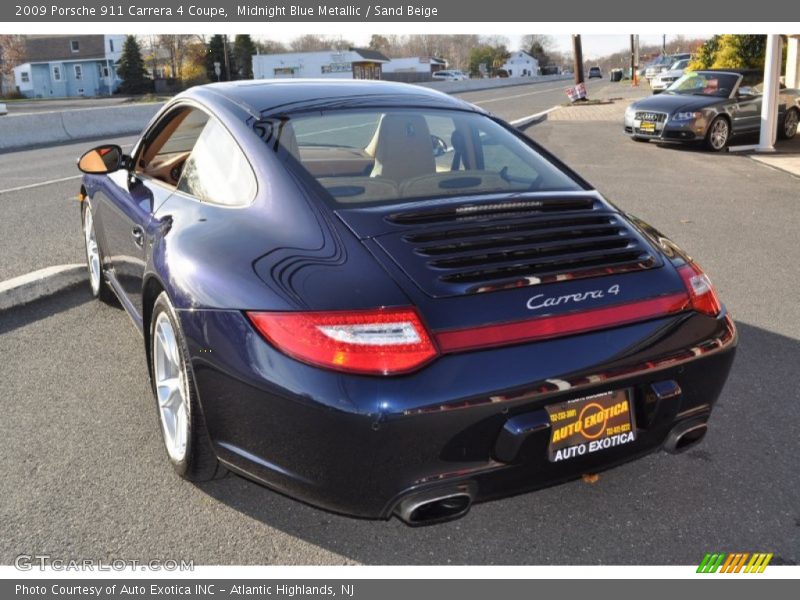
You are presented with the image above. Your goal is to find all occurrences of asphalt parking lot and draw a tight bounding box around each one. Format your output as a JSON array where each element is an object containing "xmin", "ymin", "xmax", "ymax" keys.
[{"xmin": 1, "ymin": 79, "xmax": 798, "ymax": 565}]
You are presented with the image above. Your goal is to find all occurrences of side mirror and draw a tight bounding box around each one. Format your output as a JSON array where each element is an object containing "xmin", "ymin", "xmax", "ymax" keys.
[{"xmin": 77, "ymin": 144, "xmax": 126, "ymax": 174}]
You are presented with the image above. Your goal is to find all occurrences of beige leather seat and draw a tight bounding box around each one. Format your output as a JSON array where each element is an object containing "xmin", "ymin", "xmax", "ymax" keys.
[{"xmin": 369, "ymin": 114, "xmax": 436, "ymax": 182}]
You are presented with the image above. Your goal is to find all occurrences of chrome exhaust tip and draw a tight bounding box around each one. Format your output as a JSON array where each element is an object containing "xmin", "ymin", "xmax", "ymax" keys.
[
  {"xmin": 664, "ymin": 419, "xmax": 708, "ymax": 454},
  {"xmin": 394, "ymin": 484, "xmax": 475, "ymax": 526}
]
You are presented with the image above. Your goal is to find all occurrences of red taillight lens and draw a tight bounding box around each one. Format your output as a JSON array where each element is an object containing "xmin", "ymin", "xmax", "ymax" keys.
[
  {"xmin": 678, "ymin": 262, "xmax": 722, "ymax": 316},
  {"xmin": 246, "ymin": 308, "xmax": 438, "ymax": 375}
]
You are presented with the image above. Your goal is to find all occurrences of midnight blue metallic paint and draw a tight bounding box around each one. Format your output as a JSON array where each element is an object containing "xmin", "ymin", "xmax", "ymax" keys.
[{"xmin": 80, "ymin": 80, "xmax": 737, "ymax": 520}]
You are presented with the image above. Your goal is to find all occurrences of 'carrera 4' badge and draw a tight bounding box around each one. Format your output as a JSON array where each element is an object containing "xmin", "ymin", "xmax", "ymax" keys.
[{"xmin": 526, "ymin": 284, "xmax": 620, "ymax": 311}]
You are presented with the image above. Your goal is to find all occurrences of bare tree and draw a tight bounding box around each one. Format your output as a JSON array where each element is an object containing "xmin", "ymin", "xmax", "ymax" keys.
[
  {"xmin": 254, "ymin": 38, "xmax": 288, "ymax": 55},
  {"xmin": 0, "ymin": 35, "xmax": 26, "ymax": 95},
  {"xmin": 289, "ymin": 34, "xmax": 354, "ymax": 52},
  {"xmin": 157, "ymin": 35, "xmax": 202, "ymax": 79}
]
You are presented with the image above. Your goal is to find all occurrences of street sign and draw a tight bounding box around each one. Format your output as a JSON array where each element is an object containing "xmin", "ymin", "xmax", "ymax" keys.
[{"xmin": 565, "ymin": 82, "xmax": 587, "ymax": 102}]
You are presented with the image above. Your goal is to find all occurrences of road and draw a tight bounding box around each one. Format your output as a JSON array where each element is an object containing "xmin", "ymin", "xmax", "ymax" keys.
[{"xmin": 1, "ymin": 78, "xmax": 798, "ymax": 565}]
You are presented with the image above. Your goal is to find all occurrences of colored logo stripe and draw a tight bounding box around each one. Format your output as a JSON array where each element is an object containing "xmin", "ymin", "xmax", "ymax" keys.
[{"xmin": 697, "ymin": 552, "xmax": 772, "ymax": 573}]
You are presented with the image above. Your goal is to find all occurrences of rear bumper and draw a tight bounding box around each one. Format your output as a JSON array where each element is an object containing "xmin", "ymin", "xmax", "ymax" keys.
[{"xmin": 180, "ymin": 308, "xmax": 737, "ymax": 519}]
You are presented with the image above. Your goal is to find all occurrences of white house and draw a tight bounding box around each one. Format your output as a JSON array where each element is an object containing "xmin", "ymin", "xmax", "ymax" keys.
[
  {"xmin": 252, "ymin": 48, "xmax": 390, "ymax": 80},
  {"xmin": 501, "ymin": 51, "xmax": 540, "ymax": 77}
]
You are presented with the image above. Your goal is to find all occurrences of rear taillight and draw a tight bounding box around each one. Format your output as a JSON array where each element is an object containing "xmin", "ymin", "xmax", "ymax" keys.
[
  {"xmin": 678, "ymin": 262, "xmax": 722, "ymax": 316},
  {"xmin": 246, "ymin": 308, "xmax": 438, "ymax": 375}
]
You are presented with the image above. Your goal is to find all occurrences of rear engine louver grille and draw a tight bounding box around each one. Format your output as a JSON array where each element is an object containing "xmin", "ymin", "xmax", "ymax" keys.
[
  {"xmin": 383, "ymin": 198, "xmax": 659, "ymax": 296},
  {"xmin": 387, "ymin": 197, "xmax": 595, "ymax": 225}
]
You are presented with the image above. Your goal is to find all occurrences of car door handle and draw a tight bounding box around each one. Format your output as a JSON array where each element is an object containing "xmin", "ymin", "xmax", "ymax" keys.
[{"xmin": 131, "ymin": 226, "xmax": 144, "ymax": 248}]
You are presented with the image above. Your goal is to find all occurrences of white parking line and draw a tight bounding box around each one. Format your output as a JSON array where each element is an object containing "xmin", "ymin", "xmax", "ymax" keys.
[{"xmin": 0, "ymin": 174, "xmax": 83, "ymax": 195}]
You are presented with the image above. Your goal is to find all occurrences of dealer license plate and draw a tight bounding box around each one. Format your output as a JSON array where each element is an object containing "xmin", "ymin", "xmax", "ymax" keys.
[
  {"xmin": 545, "ymin": 389, "xmax": 636, "ymax": 462},
  {"xmin": 639, "ymin": 120, "xmax": 656, "ymax": 133}
]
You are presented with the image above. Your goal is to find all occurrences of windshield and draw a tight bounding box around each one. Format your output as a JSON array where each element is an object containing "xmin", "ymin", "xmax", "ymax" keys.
[
  {"xmin": 670, "ymin": 59, "xmax": 689, "ymax": 70},
  {"xmin": 263, "ymin": 108, "xmax": 582, "ymax": 206},
  {"xmin": 664, "ymin": 72, "xmax": 739, "ymax": 97}
]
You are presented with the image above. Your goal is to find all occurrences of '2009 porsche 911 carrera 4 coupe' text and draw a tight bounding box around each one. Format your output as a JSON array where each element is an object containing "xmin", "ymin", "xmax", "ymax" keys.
[{"xmin": 77, "ymin": 79, "xmax": 736, "ymax": 525}]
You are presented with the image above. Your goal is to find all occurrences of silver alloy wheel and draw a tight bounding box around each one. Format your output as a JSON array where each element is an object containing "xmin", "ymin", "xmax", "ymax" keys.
[
  {"xmin": 153, "ymin": 311, "xmax": 189, "ymax": 462},
  {"xmin": 709, "ymin": 119, "xmax": 729, "ymax": 150},
  {"xmin": 785, "ymin": 110, "xmax": 799, "ymax": 138},
  {"xmin": 83, "ymin": 206, "xmax": 101, "ymax": 295}
]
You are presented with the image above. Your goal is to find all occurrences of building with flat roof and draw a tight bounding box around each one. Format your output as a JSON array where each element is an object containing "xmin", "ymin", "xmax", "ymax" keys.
[
  {"xmin": 252, "ymin": 48, "xmax": 390, "ymax": 80},
  {"xmin": 382, "ymin": 56, "xmax": 447, "ymax": 82}
]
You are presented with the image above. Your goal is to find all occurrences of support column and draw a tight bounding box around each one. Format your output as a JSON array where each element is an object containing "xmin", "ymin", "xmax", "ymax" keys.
[
  {"xmin": 786, "ymin": 37, "xmax": 800, "ymax": 90},
  {"xmin": 757, "ymin": 34, "xmax": 783, "ymax": 153}
]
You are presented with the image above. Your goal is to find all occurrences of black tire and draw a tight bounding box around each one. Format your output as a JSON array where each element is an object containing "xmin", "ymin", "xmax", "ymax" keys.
[
  {"xmin": 778, "ymin": 107, "xmax": 799, "ymax": 140},
  {"xmin": 150, "ymin": 292, "xmax": 225, "ymax": 482},
  {"xmin": 81, "ymin": 201, "xmax": 115, "ymax": 304},
  {"xmin": 704, "ymin": 116, "xmax": 730, "ymax": 152}
]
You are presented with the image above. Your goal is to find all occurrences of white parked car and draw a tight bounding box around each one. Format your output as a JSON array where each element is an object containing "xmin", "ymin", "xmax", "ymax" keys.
[
  {"xmin": 0, "ymin": 102, "xmax": 7, "ymax": 116},
  {"xmin": 650, "ymin": 59, "xmax": 691, "ymax": 93},
  {"xmin": 646, "ymin": 53, "xmax": 692, "ymax": 81},
  {"xmin": 432, "ymin": 70, "xmax": 468, "ymax": 81}
]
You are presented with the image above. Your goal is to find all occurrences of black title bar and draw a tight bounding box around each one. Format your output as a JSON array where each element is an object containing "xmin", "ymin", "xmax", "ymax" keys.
[{"xmin": 3, "ymin": 0, "xmax": 799, "ymax": 22}]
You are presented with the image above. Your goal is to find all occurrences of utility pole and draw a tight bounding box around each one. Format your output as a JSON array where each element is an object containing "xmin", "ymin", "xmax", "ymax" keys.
[
  {"xmin": 662, "ymin": 34, "xmax": 666, "ymax": 53},
  {"xmin": 572, "ymin": 34, "xmax": 584, "ymax": 85},
  {"xmin": 630, "ymin": 35, "xmax": 635, "ymax": 82},
  {"xmin": 633, "ymin": 34, "xmax": 640, "ymax": 86},
  {"xmin": 222, "ymin": 34, "xmax": 231, "ymax": 81}
]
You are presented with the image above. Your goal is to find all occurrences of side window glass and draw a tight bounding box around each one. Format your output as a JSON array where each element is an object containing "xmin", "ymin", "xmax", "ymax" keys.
[
  {"xmin": 178, "ymin": 119, "xmax": 257, "ymax": 206},
  {"xmin": 136, "ymin": 108, "xmax": 209, "ymax": 188}
]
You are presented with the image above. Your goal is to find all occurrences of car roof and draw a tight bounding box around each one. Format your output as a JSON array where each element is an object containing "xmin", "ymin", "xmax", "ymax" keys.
[{"xmin": 185, "ymin": 78, "xmax": 482, "ymax": 118}]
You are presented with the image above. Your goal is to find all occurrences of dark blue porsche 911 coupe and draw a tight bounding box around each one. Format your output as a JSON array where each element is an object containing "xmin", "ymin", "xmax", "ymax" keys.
[{"xmin": 77, "ymin": 79, "xmax": 736, "ymax": 525}]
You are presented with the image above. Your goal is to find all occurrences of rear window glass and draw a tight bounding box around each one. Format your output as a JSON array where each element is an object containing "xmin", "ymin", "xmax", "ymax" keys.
[{"xmin": 261, "ymin": 108, "xmax": 582, "ymax": 205}]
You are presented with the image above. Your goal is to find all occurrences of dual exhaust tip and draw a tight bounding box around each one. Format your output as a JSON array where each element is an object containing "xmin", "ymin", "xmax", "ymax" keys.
[
  {"xmin": 395, "ymin": 419, "xmax": 709, "ymax": 525},
  {"xmin": 663, "ymin": 418, "xmax": 708, "ymax": 454},
  {"xmin": 394, "ymin": 483, "xmax": 476, "ymax": 526}
]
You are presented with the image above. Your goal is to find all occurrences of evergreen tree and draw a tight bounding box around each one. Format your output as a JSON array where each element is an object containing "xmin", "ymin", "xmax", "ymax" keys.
[
  {"xmin": 232, "ymin": 35, "xmax": 256, "ymax": 80},
  {"xmin": 117, "ymin": 35, "xmax": 150, "ymax": 94}
]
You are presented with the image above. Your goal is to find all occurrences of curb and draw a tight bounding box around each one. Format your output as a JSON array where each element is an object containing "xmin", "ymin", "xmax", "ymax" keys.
[
  {"xmin": 511, "ymin": 105, "xmax": 561, "ymax": 130},
  {"xmin": 0, "ymin": 264, "xmax": 86, "ymax": 311}
]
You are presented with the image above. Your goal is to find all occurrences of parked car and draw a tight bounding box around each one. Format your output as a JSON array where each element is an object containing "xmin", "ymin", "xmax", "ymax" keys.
[
  {"xmin": 588, "ymin": 66, "xmax": 602, "ymax": 78},
  {"xmin": 645, "ymin": 54, "xmax": 682, "ymax": 81},
  {"xmin": 77, "ymin": 79, "xmax": 737, "ymax": 525},
  {"xmin": 624, "ymin": 69, "xmax": 800, "ymax": 151},
  {"xmin": 650, "ymin": 59, "xmax": 691, "ymax": 93},
  {"xmin": 432, "ymin": 70, "xmax": 468, "ymax": 81}
]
